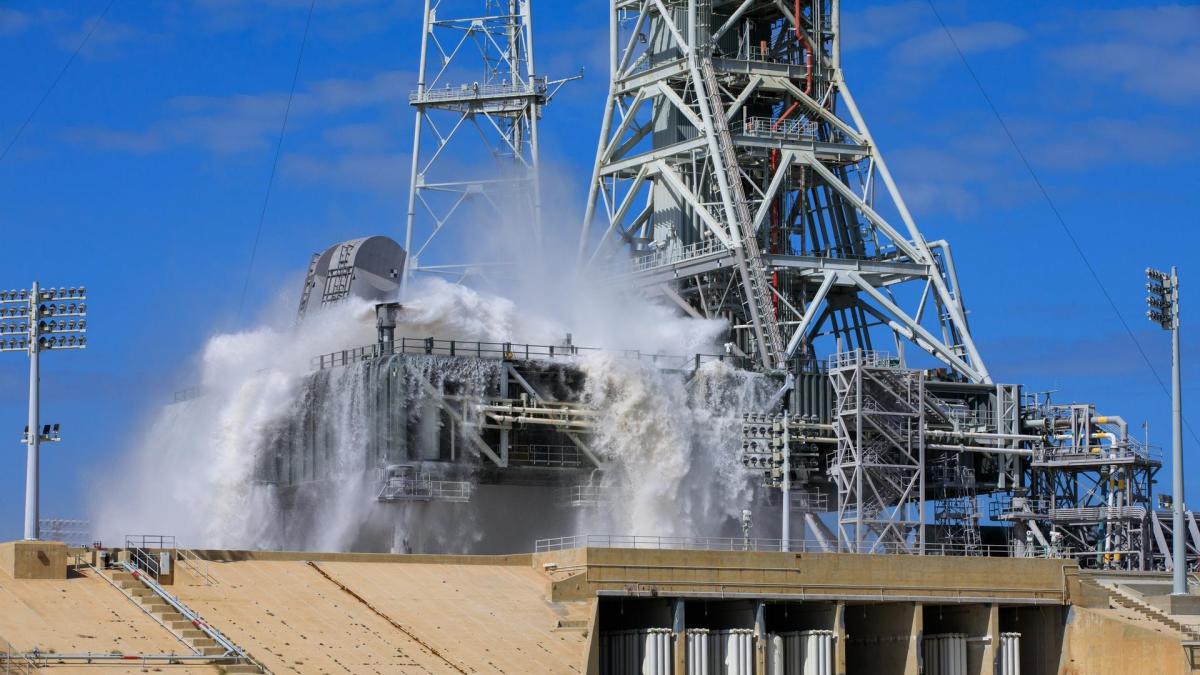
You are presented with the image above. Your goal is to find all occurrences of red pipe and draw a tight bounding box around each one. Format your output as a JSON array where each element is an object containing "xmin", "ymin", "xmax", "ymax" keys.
[
  {"xmin": 795, "ymin": 0, "xmax": 812, "ymax": 96},
  {"xmin": 767, "ymin": 2, "xmax": 814, "ymax": 317}
]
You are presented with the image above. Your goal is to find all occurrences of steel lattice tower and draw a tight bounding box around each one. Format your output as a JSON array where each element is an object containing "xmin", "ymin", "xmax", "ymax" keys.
[
  {"xmin": 579, "ymin": 0, "xmax": 988, "ymax": 381},
  {"xmin": 404, "ymin": 0, "xmax": 549, "ymax": 289}
]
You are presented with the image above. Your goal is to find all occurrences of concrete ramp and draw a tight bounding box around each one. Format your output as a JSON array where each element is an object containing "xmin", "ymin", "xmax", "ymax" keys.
[
  {"xmin": 168, "ymin": 556, "xmax": 593, "ymax": 674},
  {"xmin": 0, "ymin": 566, "xmax": 190, "ymax": 655}
]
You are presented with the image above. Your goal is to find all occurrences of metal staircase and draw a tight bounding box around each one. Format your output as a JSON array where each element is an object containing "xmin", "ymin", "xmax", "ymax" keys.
[{"xmin": 699, "ymin": 56, "xmax": 786, "ymax": 369}]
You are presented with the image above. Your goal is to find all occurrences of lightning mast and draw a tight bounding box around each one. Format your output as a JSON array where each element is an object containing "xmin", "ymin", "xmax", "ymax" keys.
[{"xmin": 404, "ymin": 0, "xmax": 556, "ymax": 290}]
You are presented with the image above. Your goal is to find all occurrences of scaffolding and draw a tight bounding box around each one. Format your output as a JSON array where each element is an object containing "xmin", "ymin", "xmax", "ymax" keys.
[{"xmin": 828, "ymin": 351, "xmax": 925, "ymax": 554}]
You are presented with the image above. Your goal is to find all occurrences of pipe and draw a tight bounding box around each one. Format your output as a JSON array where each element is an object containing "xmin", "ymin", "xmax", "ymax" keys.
[
  {"xmin": 927, "ymin": 443, "xmax": 1033, "ymax": 457},
  {"xmin": 794, "ymin": 0, "xmax": 813, "ymax": 96}
]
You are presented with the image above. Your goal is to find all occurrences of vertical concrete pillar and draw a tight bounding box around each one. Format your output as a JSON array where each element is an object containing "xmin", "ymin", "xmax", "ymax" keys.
[
  {"xmin": 755, "ymin": 600, "xmax": 767, "ymax": 675},
  {"xmin": 674, "ymin": 598, "xmax": 686, "ymax": 674},
  {"xmin": 834, "ymin": 601, "xmax": 848, "ymax": 675},
  {"xmin": 983, "ymin": 604, "xmax": 999, "ymax": 675},
  {"xmin": 905, "ymin": 602, "xmax": 923, "ymax": 675}
]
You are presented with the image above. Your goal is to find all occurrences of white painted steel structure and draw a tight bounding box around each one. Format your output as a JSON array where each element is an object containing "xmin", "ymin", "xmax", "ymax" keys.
[
  {"xmin": 580, "ymin": 0, "xmax": 987, "ymax": 380},
  {"xmin": 404, "ymin": 0, "xmax": 572, "ymax": 290}
]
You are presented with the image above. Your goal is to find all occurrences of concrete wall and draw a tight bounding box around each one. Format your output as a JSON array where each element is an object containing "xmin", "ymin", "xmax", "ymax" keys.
[
  {"xmin": 844, "ymin": 602, "xmax": 920, "ymax": 675},
  {"xmin": 541, "ymin": 548, "xmax": 1073, "ymax": 604},
  {"xmin": 0, "ymin": 540, "xmax": 66, "ymax": 580},
  {"xmin": 1060, "ymin": 606, "xmax": 1194, "ymax": 675}
]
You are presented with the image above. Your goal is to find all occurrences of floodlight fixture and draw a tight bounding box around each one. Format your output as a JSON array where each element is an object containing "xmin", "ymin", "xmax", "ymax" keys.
[
  {"xmin": 1145, "ymin": 266, "xmax": 1185, "ymax": 595},
  {"xmin": 1, "ymin": 281, "xmax": 88, "ymax": 540}
]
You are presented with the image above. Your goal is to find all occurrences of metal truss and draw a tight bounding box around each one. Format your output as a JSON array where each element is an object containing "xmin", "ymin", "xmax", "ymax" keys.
[
  {"xmin": 579, "ymin": 0, "xmax": 987, "ymax": 380},
  {"xmin": 828, "ymin": 351, "xmax": 925, "ymax": 553},
  {"xmin": 404, "ymin": 0, "xmax": 571, "ymax": 289}
]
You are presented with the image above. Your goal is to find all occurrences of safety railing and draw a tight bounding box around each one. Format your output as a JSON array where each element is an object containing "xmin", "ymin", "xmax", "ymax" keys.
[
  {"xmin": 410, "ymin": 78, "xmax": 547, "ymax": 104},
  {"xmin": 377, "ymin": 471, "xmax": 472, "ymax": 503},
  {"xmin": 534, "ymin": 533, "xmax": 1014, "ymax": 557},
  {"xmin": 313, "ymin": 336, "xmax": 755, "ymax": 373},
  {"xmin": 118, "ymin": 560, "xmax": 259, "ymax": 667},
  {"xmin": 0, "ymin": 635, "xmax": 35, "ymax": 675},
  {"xmin": 176, "ymin": 548, "xmax": 216, "ymax": 586},
  {"xmin": 627, "ymin": 238, "xmax": 729, "ymax": 274},
  {"xmin": 558, "ymin": 485, "xmax": 610, "ymax": 507},
  {"xmin": 790, "ymin": 491, "xmax": 829, "ymax": 512},
  {"xmin": 733, "ymin": 116, "xmax": 816, "ymax": 141},
  {"xmin": 508, "ymin": 444, "xmax": 583, "ymax": 467},
  {"xmin": 827, "ymin": 350, "xmax": 899, "ymax": 370},
  {"xmin": 125, "ymin": 535, "xmax": 176, "ymax": 580},
  {"xmin": 989, "ymin": 495, "xmax": 1052, "ymax": 520}
]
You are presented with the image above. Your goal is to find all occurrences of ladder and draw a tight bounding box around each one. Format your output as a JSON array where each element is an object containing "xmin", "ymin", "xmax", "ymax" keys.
[
  {"xmin": 320, "ymin": 243, "xmax": 358, "ymax": 306},
  {"xmin": 699, "ymin": 57, "xmax": 786, "ymax": 368},
  {"xmin": 295, "ymin": 252, "xmax": 321, "ymax": 320}
]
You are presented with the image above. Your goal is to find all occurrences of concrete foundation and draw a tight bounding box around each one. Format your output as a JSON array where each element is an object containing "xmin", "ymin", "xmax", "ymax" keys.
[
  {"xmin": 0, "ymin": 546, "xmax": 1195, "ymax": 673},
  {"xmin": 0, "ymin": 540, "xmax": 67, "ymax": 580}
]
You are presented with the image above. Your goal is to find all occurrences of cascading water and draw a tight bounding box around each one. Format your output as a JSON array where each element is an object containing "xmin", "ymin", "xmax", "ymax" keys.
[
  {"xmin": 95, "ymin": 277, "xmax": 782, "ymax": 552},
  {"xmin": 576, "ymin": 356, "xmax": 775, "ymax": 540}
]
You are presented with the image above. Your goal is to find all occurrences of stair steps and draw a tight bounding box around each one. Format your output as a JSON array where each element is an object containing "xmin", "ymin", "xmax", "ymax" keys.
[{"xmin": 1103, "ymin": 582, "xmax": 1200, "ymax": 641}]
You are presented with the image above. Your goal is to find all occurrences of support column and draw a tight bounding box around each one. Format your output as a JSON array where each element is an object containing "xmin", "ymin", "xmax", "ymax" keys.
[
  {"xmin": 982, "ymin": 604, "xmax": 999, "ymax": 675},
  {"xmin": 755, "ymin": 600, "xmax": 767, "ymax": 675},
  {"xmin": 905, "ymin": 602, "xmax": 923, "ymax": 675},
  {"xmin": 673, "ymin": 598, "xmax": 686, "ymax": 674},
  {"xmin": 834, "ymin": 601, "xmax": 847, "ymax": 675}
]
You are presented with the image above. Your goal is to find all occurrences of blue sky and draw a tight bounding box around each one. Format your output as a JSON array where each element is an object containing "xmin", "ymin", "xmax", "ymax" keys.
[{"xmin": 0, "ymin": 0, "xmax": 1196, "ymax": 541}]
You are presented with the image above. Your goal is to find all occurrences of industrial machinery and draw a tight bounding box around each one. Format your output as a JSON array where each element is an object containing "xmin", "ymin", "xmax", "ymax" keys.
[{"xmin": 252, "ymin": 0, "xmax": 1195, "ymax": 569}]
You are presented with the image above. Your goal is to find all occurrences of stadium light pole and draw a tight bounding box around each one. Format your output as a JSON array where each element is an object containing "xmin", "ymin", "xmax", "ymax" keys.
[
  {"xmin": 0, "ymin": 282, "xmax": 87, "ymax": 540},
  {"xmin": 1147, "ymin": 266, "xmax": 1184, "ymax": 595}
]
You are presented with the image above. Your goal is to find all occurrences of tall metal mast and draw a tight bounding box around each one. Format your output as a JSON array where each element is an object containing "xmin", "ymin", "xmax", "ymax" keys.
[
  {"xmin": 579, "ymin": 0, "xmax": 988, "ymax": 381},
  {"xmin": 403, "ymin": 0, "xmax": 550, "ymax": 291}
]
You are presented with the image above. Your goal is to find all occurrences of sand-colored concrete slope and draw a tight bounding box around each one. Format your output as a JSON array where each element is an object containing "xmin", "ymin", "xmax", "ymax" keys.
[
  {"xmin": 169, "ymin": 558, "xmax": 592, "ymax": 674},
  {"xmin": 0, "ymin": 566, "xmax": 191, "ymax": 656}
]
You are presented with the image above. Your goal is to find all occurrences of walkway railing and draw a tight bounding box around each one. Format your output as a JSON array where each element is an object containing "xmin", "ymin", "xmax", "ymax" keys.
[
  {"xmin": 312, "ymin": 336, "xmax": 755, "ymax": 372},
  {"xmin": 0, "ymin": 635, "xmax": 35, "ymax": 675},
  {"xmin": 534, "ymin": 533, "xmax": 1013, "ymax": 557}
]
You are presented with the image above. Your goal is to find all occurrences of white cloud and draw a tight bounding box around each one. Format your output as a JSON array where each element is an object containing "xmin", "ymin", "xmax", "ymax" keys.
[
  {"xmin": 840, "ymin": 2, "xmax": 927, "ymax": 51},
  {"xmin": 67, "ymin": 70, "xmax": 412, "ymax": 155},
  {"xmin": 893, "ymin": 21, "xmax": 1027, "ymax": 64},
  {"xmin": 283, "ymin": 151, "xmax": 410, "ymax": 194},
  {"xmin": 1050, "ymin": 5, "xmax": 1200, "ymax": 105},
  {"xmin": 0, "ymin": 8, "xmax": 32, "ymax": 36},
  {"xmin": 54, "ymin": 16, "xmax": 142, "ymax": 58}
]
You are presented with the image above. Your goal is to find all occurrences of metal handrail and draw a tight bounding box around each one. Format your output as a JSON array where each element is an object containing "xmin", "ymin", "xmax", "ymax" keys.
[
  {"xmin": 534, "ymin": 533, "xmax": 1012, "ymax": 557},
  {"xmin": 312, "ymin": 336, "xmax": 755, "ymax": 373},
  {"xmin": 827, "ymin": 350, "xmax": 899, "ymax": 370},
  {"xmin": 0, "ymin": 635, "xmax": 35, "ymax": 675},
  {"xmin": 410, "ymin": 78, "xmax": 547, "ymax": 104},
  {"xmin": 176, "ymin": 548, "xmax": 216, "ymax": 586},
  {"xmin": 627, "ymin": 238, "xmax": 727, "ymax": 273},
  {"xmin": 734, "ymin": 116, "xmax": 816, "ymax": 141},
  {"xmin": 119, "ymin": 562, "xmax": 258, "ymax": 667}
]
